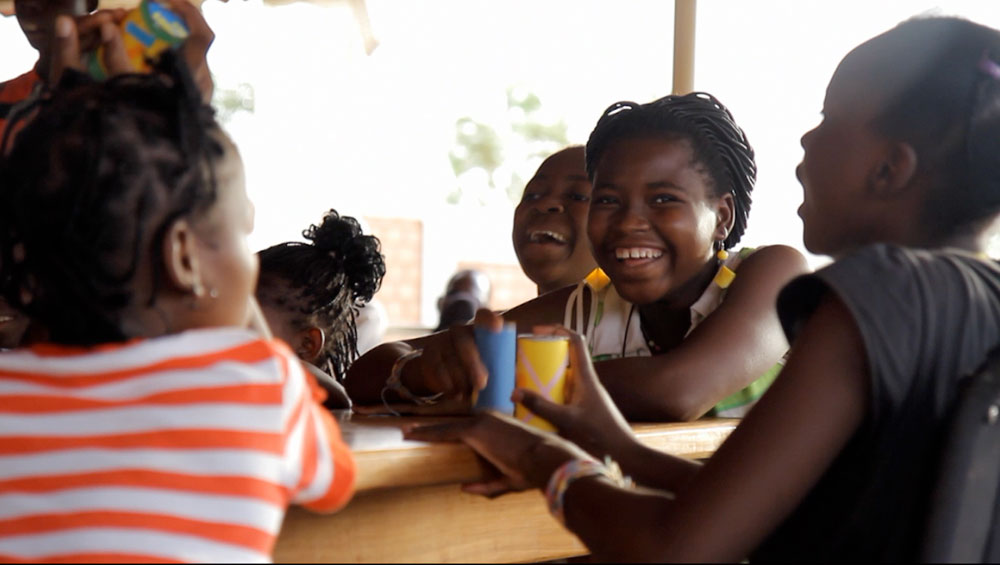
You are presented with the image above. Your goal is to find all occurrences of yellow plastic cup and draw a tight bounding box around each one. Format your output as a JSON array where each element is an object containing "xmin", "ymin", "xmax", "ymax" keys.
[{"xmin": 514, "ymin": 334, "xmax": 570, "ymax": 432}]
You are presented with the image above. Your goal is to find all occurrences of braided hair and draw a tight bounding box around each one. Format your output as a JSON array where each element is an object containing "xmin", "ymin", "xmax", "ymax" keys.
[
  {"xmin": 855, "ymin": 17, "xmax": 1000, "ymax": 239},
  {"xmin": 0, "ymin": 53, "xmax": 224, "ymax": 346},
  {"xmin": 256, "ymin": 209, "xmax": 386, "ymax": 381},
  {"xmin": 584, "ymin": 92, "xmax": 756, "ymax": 250}
]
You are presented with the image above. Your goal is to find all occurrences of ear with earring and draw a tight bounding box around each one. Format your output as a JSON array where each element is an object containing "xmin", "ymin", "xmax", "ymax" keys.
[{"xmin": 189, "ymin": 278, "xmax": 219, "ymax": 310}]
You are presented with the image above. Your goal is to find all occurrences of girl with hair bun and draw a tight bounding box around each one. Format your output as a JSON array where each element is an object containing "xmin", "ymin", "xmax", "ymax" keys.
[
  {"xmin": 348, "ymin": 91, "xmax": 809, "ymax": 421},
  {"xmin": 257, "ymin": 209, "xmax": 386, "ymax": 409}
]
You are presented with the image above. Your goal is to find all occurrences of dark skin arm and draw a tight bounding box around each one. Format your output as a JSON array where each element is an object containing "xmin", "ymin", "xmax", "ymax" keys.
[
  {"xmin": 343, "ymin": 289, "xmax": 572, "ymax": 412},
  {"xmin": 409, "ymin": 294, "xmax": 869, "ymax": 561},
  {"xmin": 564, "ymin": 294, "xmax": 868, "ymax": 560},
  {"xmin": 164, "ymin": 0, "xmax": 216, "ymax": 102},
  {"xmin": 346, "ymin": 245, "xmax": 806, "ymax": 419},
  {"xmin": 592, "ymin": 244, "xmax": 808, "ymax": 421},
  {"xmin": 344, "ymin": 320, "xmax": 491, "ymax": 413},
  {"xmin": 515, "ymin": 325, "xmax": 701, "ymax": 490}
]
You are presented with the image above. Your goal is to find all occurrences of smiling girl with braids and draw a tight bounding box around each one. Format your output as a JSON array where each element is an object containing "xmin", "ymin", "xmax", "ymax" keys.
[
  {"xmin": 0, "ymin": 30, "xmax": 354, "ymax": 561},
  {"xmin": 347, "ymin": 92, "xmax": 809, "ymax": 421},
  {"xmin": 405, "ymin": 16, "xmax": 1000, "ymax": 562},
  {"xmin": 257, "ymin": 209, "xmax": 386, "ymax": 409}
]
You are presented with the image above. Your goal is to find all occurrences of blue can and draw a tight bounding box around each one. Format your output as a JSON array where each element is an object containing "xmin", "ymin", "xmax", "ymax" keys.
[{"xmin": 473, "ymin": 322, "xmax": 517, "ymax": 413}]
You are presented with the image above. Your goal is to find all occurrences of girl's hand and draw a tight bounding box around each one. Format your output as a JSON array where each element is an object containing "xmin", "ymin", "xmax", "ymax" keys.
[
  {"xmin": 48, "ymin": 10, "xmax": 130, "ymax": 85},
  {"xmin": 163, "ymin": 0, "xmax": 216, "ymax": 102},
  {"xmin": 403, "ymin": 410, "xmax": 591, "ymax": 497},
  {"xmin": 49, "ymin": 2, "xmax": 216, "ymax": 103},
  {"xmin": 399, "ymin": 308, "xmax": 500, "ymax": 409},
  {"xmin": 515, "ymin": 325, "xmax": 636, "ymax": 460}
]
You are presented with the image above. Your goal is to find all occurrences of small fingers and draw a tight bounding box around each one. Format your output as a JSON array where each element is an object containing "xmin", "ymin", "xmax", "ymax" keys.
[
  {"xmin": 432, "ymin": 345, "xmax": 465, "ymax": 397},
  {"xmin": 564, "ymin": 329, "xmax": 593, "ymax": 375},
  {"xmin": 73, "ymin": 10, "xmax": 124, "ymax": 53},
  {"xmin": 165, "ymin": 0, "xmax": 214, "ymax": 48},
  {"xmin": 473, "ymin": 308, "xmax": 504, "ymax": 332},
  {"xmin": 461, "ymin": 478, "xmax": 518, "ymax": 498},
  {"xmin": 533, "ymin": 325, "xmax": 600, "ymax": 393},
  {"xmin": 513, "ymin": 387, "xmax": 573, "ymax": 431},
  {"xmin": 98, "ymin": 21, "xmax": 136, "ymax": 76},
  {"xmin": 528, "ymin": 323, "xmax": 568, "ymax": 337},
  {"xmin": 164, "ymin": 0, "xmax": 215, "ymax": 101},
  {"xmin": 417, "ymin": 344, "xmax": 450, "ymax": 394},
  {"xmin": 451, "ymin": 324, "xmax": 487, "ymax": 393},
  {"xmin": 48, "ymin": 16, "xmax": 81, "ymax": 84},
  {"xmin": 74, "ymin": 10, "xmax": 123, "ymax": 34}
]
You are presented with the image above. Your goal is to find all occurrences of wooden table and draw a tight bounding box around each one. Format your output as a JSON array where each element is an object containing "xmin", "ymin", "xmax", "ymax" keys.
[{"xmin": 273, "ymin": 412, "xmax": 737, "ymax": 563}]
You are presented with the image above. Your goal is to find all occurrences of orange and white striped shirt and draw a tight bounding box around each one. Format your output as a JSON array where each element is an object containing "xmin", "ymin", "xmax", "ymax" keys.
[
  {"xmin": 0, "ymin": 68, "xmax": 40, "ymax": 139},
  {"xmin": 0, "ymin": 327, "xmax": 355, "ymax": 563}
]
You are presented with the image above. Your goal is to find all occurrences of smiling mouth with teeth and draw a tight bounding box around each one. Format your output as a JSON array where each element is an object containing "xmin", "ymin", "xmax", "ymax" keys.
[
  {"xmin": 614, "ymin": 247, "xmax": 664, "ymax": 261},
  {"xmin": 528, "ymin": 230, "xmax": 568, "ymax": 244}
]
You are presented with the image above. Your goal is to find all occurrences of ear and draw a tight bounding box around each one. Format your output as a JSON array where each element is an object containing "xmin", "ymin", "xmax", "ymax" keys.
[
  {"xmin": 296, "ymin": 326, "xmax": 325, "ymax": 363},
  {"xmin": 869, "ymin": 141, "xmax": 918, "ymax": 199},
  {"xmin": 162, "ymin": 219, "xmax": 203, "ymax": 296},
  {"xmin": 712, "ymin": 191, "xmax": 736, "ymax": 242}
]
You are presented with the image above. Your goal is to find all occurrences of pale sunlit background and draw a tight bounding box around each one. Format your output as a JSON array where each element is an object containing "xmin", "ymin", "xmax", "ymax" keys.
[{"xmin": 2, "ymin": 0, "xmax": 998, "ymax": 335}]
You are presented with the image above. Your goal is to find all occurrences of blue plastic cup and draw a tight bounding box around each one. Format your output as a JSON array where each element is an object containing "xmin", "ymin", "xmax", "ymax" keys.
[{"xmin": 473, "ymin": 322, "xmax": 517, "ymax": 413}]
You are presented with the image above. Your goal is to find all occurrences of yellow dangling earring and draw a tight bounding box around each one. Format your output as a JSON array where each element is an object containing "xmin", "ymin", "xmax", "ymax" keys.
[{"xmin": 713, "ymin": 245, "xmax": 736, "ymax": 289}]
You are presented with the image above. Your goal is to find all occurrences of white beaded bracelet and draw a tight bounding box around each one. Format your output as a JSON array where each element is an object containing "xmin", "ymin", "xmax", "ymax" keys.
[
  {"xmin": 380, "ymin": 348, "xmax": 443, "ymax": 415},
  {"xmin": 544, "ymin": 456, "xmax": 633, "ymax": 525}
]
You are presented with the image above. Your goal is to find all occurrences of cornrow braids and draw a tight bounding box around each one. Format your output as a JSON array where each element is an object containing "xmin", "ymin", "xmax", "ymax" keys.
[
  {"xmin": 585, "ymin": 92, "xmax": 756, "ymax": 249},
  {"xmin": 257, "ymin": 209, "xmax": 386, "ymax": 381},
  {"xmin": 0, "ymin": 52, "xmax": 224, "ymax": 346}
]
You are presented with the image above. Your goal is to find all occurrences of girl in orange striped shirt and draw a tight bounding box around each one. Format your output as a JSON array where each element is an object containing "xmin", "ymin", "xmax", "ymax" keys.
[{"xmin": 0, "ymin": 30, "xmax": 355, "ymax": 564}]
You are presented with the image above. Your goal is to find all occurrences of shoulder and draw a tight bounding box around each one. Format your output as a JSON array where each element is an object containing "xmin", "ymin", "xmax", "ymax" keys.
[
  {"xmin": 781, "ymin": 244, "xmax": 1000, "ymax": 422},
  {"xmin": 736, "ymin": 244, "xmax": 809, "ymax": 276},
  {"xmin": 170, "ymin": 326, "xmax": 286, "ymax": 352},
  {"xmin": 0, "ymin": 328, "xmax": 296, "ymax": 386},
  {"xmin": 724, "ymin": 244, "xmax": 811, "ymax": 299},
  {"xmin": 807, "ymin": 244, "xmax": 998, "ymax": 302},
  {"xmin": 0, "ymin": 69, "xmax": 40, "ymax": 103},
  {"xmin": 502, "ymin": 284, "xmax": 576, "ymax": 328},
  {"xmin": 779, "ymin": 243, "xmax": 1000, "ymax": 347},
  {"xmin": 141, "ymin": 328, "xmax": 300, "ymax": 380}
]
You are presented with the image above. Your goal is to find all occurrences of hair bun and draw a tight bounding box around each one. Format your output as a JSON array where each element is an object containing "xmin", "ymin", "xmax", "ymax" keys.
[
  {"xmin": 303, "ymin": 209, "xmax": 386, "ymax": 303},
  {"xmin": 304, "ymin": 209, "xmax": 358, "ymax": 256}
]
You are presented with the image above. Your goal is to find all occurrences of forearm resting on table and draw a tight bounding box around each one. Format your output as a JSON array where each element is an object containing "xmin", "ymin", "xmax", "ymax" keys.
[
  {"xmin": 343, "ymin": 341, "xmax": 410, "ymax": 402},
  {"xmin": 594, "ymin": 246, "xmax": 805, "ymax": 423},
  {"xmin": 344, "ymin": 340, "xmax": 433, "ymax": 403},
  {"xmin": 595, "ymin": 356, "xmax": 718, "ymax": 422},
  {"xmin": 562, "ymin": 475, "xmax": 679, "ymax": 562},
  {"xmin": 615, "ymin": 438, "xmax": 701, "ymax": 492}
]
